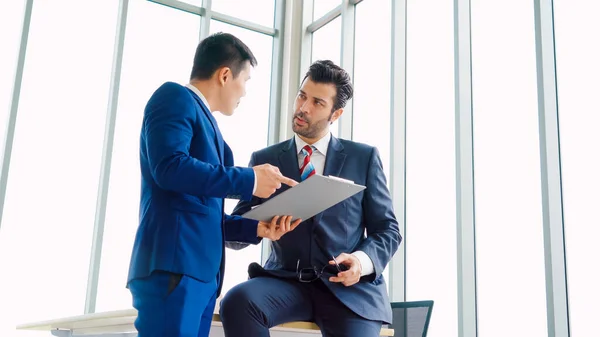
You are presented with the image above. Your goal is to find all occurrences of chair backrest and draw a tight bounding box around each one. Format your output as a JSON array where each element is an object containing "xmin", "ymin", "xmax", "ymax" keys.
[{"xmin": 389, "ymin": 300, "xmax": 434, "ymax": 337}]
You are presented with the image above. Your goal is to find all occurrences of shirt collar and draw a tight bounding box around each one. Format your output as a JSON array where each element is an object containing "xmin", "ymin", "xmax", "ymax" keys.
[
  {"xmin": 295, "ymin": 132, "xmax": 331, "ymax": 157},
  {"xmin": 185, "ymin": 83, "xmax": 211, "ymax": 112}
]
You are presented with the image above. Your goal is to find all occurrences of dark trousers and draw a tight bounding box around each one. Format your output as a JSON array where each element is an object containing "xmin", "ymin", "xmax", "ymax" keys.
[
  {"xmin": 129, "ymin": 271, "xmax": 217, "ymax": 337},
  {"xmin": 219, "ymin": 277, "xmax": 382, "ymax": 337}
]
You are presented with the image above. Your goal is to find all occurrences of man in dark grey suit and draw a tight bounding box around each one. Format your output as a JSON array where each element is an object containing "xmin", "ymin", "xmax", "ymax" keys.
[{"xmin": 220, "ymin": 60, "xmax": 401, "ymax": 337}]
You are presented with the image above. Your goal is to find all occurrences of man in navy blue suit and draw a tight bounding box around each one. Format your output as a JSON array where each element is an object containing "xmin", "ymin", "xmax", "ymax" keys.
[
  {"xmin": 220, "ymin": 60, "xmax": 402, "ymax": 337},
  {"xmin": 127, "ymin": 33, "xmax": 301, "ymax": 337}
]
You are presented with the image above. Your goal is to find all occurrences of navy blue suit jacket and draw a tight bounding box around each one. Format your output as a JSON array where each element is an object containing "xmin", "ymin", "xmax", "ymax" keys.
[
  {"xmin": 128, "ymin": 82, "xmax": 260, "ymax": 296},
  {"xmin": 230, "ymin": 136, "xmax": 401, "ymax": 323}
]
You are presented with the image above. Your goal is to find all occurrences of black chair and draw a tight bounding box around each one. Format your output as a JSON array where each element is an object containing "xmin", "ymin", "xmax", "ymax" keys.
[{"xmin": 388, "ymin": 300, "xmax": 434, "ymax": 337}]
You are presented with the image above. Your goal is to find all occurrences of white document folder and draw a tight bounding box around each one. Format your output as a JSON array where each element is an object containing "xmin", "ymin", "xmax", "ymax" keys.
[{"xmin": 241, "ymin": 174, "xmax": 366, "ymax": 222}]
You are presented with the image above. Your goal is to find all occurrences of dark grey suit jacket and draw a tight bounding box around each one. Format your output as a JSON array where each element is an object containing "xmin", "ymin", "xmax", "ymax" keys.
[{"xmin": 228, "ymin": 135, "xmax": 401, "ymax": 324}]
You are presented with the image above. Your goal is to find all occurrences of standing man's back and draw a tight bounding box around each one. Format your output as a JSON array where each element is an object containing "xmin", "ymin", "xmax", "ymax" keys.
[{"xmin": 127, "ymin": 32, "xmax": 298, "ymax": 337}]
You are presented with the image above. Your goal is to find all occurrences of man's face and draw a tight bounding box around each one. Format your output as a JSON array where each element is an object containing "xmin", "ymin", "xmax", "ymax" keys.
[
  {"xmin": 292, "ymin": 78, "xmax": 342, "ymax": 142},
  {"xmin": 219, "ymin": 61, "xmax": 252, "ymax": 116}
]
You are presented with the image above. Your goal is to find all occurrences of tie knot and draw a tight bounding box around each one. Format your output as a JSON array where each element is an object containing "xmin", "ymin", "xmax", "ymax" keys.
[{"xmin": 301, "ymin": 145, "xmax": 314, "ymax": 157}]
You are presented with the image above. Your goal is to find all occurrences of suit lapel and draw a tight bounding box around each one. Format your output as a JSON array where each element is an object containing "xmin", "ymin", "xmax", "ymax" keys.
[
  {"xmin": 188, "ymin": 88, "xmax": 224, "ymax": 164},
  {"xmin": 279, "ymin": 139, "xmax": 302, "ymax": 183},
  {"xmin": 315, "ymin": 136, "xmax": 346, "ymax": 224},
  {"xmin": 322, "ymin": 136, "xmax": 346, "ymax": 177}
]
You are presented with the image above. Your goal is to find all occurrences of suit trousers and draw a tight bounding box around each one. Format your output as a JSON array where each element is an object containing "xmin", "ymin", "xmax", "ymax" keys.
[
  {"xmin": 219, "ymin": 276, "xmax": 382, "ymax": 337},
  {"xmin": 129, "ymin": 270, "xmax": 217, "ymax": 337}
]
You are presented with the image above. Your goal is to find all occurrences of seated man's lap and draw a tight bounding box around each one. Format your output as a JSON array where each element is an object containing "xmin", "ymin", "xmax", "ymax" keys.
[
  {"xmin": 311, "ymin": 281, "xmax": 382, "ymax": 337},
  {"xmin": 220, "ymin": 276, "xmax": 381, "ymax": 337},
  {"xmin": 220, "ymin": 276, "xmax": 314, "ymax": 327}
]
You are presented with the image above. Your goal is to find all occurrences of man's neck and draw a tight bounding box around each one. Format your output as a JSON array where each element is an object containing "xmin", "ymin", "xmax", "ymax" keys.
[
  {"xmin": 189, "ymin": 80, "xmax": 218, "ymax": 112},
  {"xmin": 297, "ymin": 131, "xmax": 329, "ymax": 145}
]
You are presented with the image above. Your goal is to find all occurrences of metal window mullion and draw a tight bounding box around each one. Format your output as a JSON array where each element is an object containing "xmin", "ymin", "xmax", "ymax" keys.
[
  {"xmin": 338, "ymin": 0, "xmax": 355, "ymax": 140},
  {"xmin": 388, "ymin": 0, "xmax": 407, "ymax": 304},
  {"xmin": 0, "ymin": 0, "xmax": 34, "ymax": 232},
  {"xmin": 199, "ymin": 0, "xmax": 212, "ymax": 40},
  {"xmin": 454, "ymin": 0, "xmax": 478, "ymax": 336},
  {"xmin": 148, "ymin": 0, "xmax": 203, "ymax": 16},
  {"xmin": 84, "ymin": 0, "xmax": 129, "ymax": 314},
  {"xmin": 260, "ymin": 0, "xmax": 286, "ymax": 265},
  {"xmin": 267, "ymin": 0, "xmax": 285, "ymax": 146},
  {"xmin": 277, "ymin": 0, "xmax": 304, "ymax": 144},
  {"xmin": 299, "ymin": 0, "xmax": 314, "ymax": 82},
  {"xmin": 306, "ymin": 5, "xmax": 341, "ymax": 33},
  {"xmin": 533, "ymin": 1, "xmax": 570, "ymax": 336},
  {"xmin": 211, "ymin": 11, "xmax": 276, "ymax": 36},
  {"xmin": 265, "ymin": 0, "xmax": 312, "ymax": 264}
]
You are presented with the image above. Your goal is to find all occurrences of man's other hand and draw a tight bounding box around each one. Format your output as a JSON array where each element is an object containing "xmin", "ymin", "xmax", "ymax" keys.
[
  {"xmin": 328, "ymin": 253, "xmax": 362, "ymax": 287},
  {"xmin": 253, "ymin": 164, "xmax": 298, "ymax": 198},
  {"xmin": 257, "ymin": 215, "xmax": 302, "ymax": 241}
]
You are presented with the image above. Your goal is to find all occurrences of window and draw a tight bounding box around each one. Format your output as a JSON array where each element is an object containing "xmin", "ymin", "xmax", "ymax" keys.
[
  {"xmin": 353, "ymin": 0, "xmax": 391, "ymax": 182},
  {"xmin": 0, "ymin": 0, "xmax": 25, "ymax": 142},
  {"xmin": 212, "ymin": 0, "xmax": 275, "ymax": 28},
  {"xmin": 209, "ymin": 20, "xmax": 274, "ymax": 296},
  {"xmin": 311, "ymin": 18, "xmax": 341, "ymax": 70},
  {"xmin": 554, "ymin": 1, "xmax": 600, "ymax": 335},
  {"xmin": 405, "ymin": 0, "xmax": 457, "ymax": 335},
  {"xmin": 352, "ymin": 0, "xmax": 392, "ymax": 285},
  {"xmin": 311, "ymin": 17, "xmax": 341, "ymax": 137},
  {"xmin": 471, "ymin": 1, "xmax": 547, "ymax": 336},
  {"xmin": 0, "ymin": 0, "xmax": 118, "ymax": 331},
  {"xmin": 313, "ymin": 0, "xmax": 341, "ymax": 21},
  {"xmin": 96, "ymin": 0, "xmax": 200, "ymax": 311}
]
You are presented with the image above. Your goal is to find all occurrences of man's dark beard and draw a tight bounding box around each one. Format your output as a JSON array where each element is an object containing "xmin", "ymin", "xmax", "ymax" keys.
[{"xmin": 293, "ymin": 112, "xmax": 333, "ymax": 139}]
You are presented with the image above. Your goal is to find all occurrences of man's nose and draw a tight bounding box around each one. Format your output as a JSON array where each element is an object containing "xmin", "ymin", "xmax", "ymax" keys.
[{"xmin": 300, "ymin": 101, "xmax": 310, "ymax": 113}]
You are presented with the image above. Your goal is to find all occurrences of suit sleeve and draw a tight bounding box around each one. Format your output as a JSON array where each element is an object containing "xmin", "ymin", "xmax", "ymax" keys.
[
  {"xmin": 223, "ymin": 214, "xmax": 261, "ymax": 245},
  {"xmin": 225, "ymin": 152, "xmax": 265, "ymax": 250},
  {"xmin": 355, "ymin": 147, "xmax": 402, "ymax": 281},
  {"xmin": 144, "ymin": 85, "xmax": 254, "ymax": 200}
]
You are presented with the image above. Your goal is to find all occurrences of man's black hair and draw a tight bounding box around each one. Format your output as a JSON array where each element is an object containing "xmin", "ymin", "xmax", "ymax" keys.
[{"xmin": 190, "ymin": 32, "xmax": 257, "ymax": 80}]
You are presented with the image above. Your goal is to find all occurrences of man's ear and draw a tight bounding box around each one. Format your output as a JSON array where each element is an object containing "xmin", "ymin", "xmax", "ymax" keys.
[
  {"xmin": 329, "ymin": 108, "xmax": 344, "ymax": 124},
  {"xmin": 217, "ymin": 67, "xmax": 231, "ymax": 86}
]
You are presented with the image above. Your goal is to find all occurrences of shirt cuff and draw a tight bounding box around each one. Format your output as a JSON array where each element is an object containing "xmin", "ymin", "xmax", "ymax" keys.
[
  {"xmin": 252, "ymin": 171, "xmax": 257, "ymax": 194},
  {"xmin": 352, "ymin": 251, "xmax": 375, "ymax": 276}
]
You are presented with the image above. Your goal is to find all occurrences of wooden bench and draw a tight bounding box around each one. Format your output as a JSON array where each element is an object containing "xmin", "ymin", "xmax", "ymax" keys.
[{"xmin": 17, "ymin": 309, "xmax": 394, "ymax": 336}]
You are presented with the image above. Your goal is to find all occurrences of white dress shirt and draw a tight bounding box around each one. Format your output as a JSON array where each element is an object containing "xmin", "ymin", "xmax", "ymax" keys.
[
  {"xmin": 294, "ymin": 133, "xmax": 375, "ymax": 277},
  {"xmin": 185, "ymin": 83, "xmax": 257, "ymax": 194}
]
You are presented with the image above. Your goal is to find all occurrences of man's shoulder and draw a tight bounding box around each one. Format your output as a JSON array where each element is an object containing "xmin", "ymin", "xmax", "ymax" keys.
[
  {"xmin": 145, "ymin": 82, "xmax": 195, "ymax": 113},
  {"xmin": 253, "ymin": 139, "xmax": 292, "ymax": 158},
  {"xmin": 151, "ymin": 82, "xmax": 192, "ymax": 100},
  {"xmin": 336, "ymin": 138, "xmax": 376, "ymax": 155}
]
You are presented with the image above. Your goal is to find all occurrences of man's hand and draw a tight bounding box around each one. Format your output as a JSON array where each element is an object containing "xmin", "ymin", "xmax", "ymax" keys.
[
  {"xmin": 257, "ymin": 215, "xmax": 302, "ymax": 241},
  {"xmin": 328, "ymin": 253, "xmax": 362, "ymax": 287},
  {"xmin": 253, "ymin": 164, "xmax": 298, "ymax": 198}
]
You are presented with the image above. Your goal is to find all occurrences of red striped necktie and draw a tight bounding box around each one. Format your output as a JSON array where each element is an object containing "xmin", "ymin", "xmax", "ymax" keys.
[{"xmin": 299, "ymin": 145, "xmax": 316, "ymax": 181}]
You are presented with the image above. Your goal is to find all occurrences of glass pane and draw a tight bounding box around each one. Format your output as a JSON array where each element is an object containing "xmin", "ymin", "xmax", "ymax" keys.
[
  {"xmin": 352, "ymin": 0, "xmax": 392, "ymax": 285},
  {"xmin": 311, "ymin": 17, "xmax": 341, "ymax": 138},
  {"xmin": 0, "ymin": 0, "xmax": 25, "ymax": 145},
  {"xmin": 96, "ymin": 0, "xmax": 200, "ymax": 311},
  {"xmin": 209, "ymin": 20, "xmax": 273, "ymax": 297},
  {"xmin": 313, "ymin": 0, "xmax": 341, "ymax": 21},
  {"xmin": 311, "ymin": 17, "xmax": 341, "ymax": 67},
  {"xmin": 554, "ymin": 1, "xmax": 600, "ymax": 335},
  {"xmin": 472, "ymin": 1, "xmax": 547, "ymax": 336},
  {"xmin": 212, "ymin": 0, "xmax": 275, "ymax": 28},
  {"xmin": 0, "ymin": 0, "xmax": 119, "ymax": 332},
  {"xmin": 405, "ymin": 0, "xmax": 457, "ymax": 336}
]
